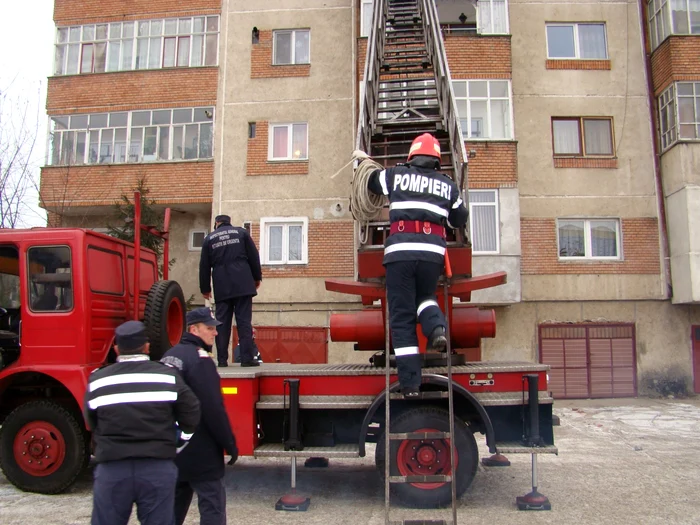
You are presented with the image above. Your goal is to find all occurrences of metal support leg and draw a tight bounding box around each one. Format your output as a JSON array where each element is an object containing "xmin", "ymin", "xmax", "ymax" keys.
[{"xmin": 275, "ymin": 456, "xmax": 311, "ymax": 511}]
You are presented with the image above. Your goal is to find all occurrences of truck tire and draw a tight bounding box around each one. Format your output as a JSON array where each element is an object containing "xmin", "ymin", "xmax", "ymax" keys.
[
  {"xmin": 144, "ymin": 280, "xmax": 186, "ymax": 360},
  {"xmin": 375, "ymin": 406, "xmax": 478, "ymax": 508},
  {"xmin": 0, "ymin": 401, "xmax": 89, "ymax": 494}
]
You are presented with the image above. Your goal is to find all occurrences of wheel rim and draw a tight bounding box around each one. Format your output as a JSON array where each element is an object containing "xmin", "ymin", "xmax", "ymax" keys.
[
  {"xmin": 396, "ymin": 427, "xmax": 457, "ymax": 489},
  {"xmin": 12, "ymin": 421, "xmax": 66, "ymax": 477},
  {"xmin": 166, "ymin": 297, "xmax": 184, "ymax": 346}
]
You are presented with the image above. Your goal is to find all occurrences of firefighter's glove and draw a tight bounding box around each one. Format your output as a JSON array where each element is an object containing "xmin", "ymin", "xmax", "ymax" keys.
[{"xmin": 227, "ymin": 446, "xmax": 239, "ymax": 466}]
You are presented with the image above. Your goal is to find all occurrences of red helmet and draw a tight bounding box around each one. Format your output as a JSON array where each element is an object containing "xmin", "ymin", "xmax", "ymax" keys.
[{"xmin": 407, "ymin": 133, "xmax": 441, "ymax": 161}]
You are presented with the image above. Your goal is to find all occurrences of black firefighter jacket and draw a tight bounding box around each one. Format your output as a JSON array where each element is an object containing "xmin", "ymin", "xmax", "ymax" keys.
[
  {"xmin": 199, "ymin": 223, "xmax": 262, "ymax": 301},
  {"xmin": 368, "ymin": 156, "xmax": 469, "ymax": 265},
  {"xmin": 161, "ymin": 333, "xmax": 238, "ymax": 481},
  {"xmin": 84, "ymin": 355, "xmax": 201, "ymax": 463}
]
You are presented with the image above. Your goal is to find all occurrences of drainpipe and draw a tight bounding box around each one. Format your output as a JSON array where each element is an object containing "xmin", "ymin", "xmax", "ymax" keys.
[{"xmin": 638, "ymin": 0, "xmax": 672, "ymax": 300}]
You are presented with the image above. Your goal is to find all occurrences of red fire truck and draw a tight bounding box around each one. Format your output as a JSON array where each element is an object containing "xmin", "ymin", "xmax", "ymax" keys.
[{"xmin": 0, "ymin": 196, "xmax": 556, "ymax": 510}]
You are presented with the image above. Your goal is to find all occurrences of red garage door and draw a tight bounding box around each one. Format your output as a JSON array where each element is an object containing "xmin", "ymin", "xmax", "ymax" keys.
[
  {"xmin": 539, "ymin": 324, "xmax": 637, "ymax": 399},
  {"xmin": 233, "ymin": 326, "xmax": 328, "ymax": 364}
]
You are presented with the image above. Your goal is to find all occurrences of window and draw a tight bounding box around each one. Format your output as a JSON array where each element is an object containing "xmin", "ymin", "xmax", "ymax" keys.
[
  {"xmin": 260, "ymin": 218, "xmax": 308, "ymax": 265},
  {"xmin": 268, "ymin": 123, "xmax": 308, "ymax": 160},
  {"xmin": 49, "ymin": 107, "xmax": 214, "ymax": 165},
  {"xmin": 648, "ymin": 0, "xmax": 700, "ymax": 49},
  {"xmin": 0, "ymin": 246, "xmax": 20, "ymax": 310},
  {"xmin": 468, "ymin": 190, "xmax": 499, "ymax": 254},
  {"xmin": 546, "ymin": 23, "xmax": 607, "ymax": 59},
  {"xmin": 189, "ymin": 230, "xmax": 208, "ymax": 250},
  {"xmin": 659, "ymin": 84, "xmax": 678, "ymax": 149},
  {"xmin": 361, "ymin": 0, "xmax": 374, "ymax": 37},
  {"xmin": 273, "ymin": 30, "xmax": 310, "ymax": 65},
  {"xmin": 477, "ymin": 0, "xmax": 509, "ymax": 34},
  {"xmin": 27, "ymin": 246, "xmax": 74, "ymax": 311},
  {"xmin": 452, "ymin": 80, "xmax": 512, "ymax": 139},
  {"xmin": 658, "ymin": 82, "xmax": 700, "ymax": 150},
  {"xmin": 54, "ymin": 16, "xmax": 219, "ymax": 75},
  {"xmin": 557, "ymin": 219, "xmax": 621, "ymax": 259},
  {"xmin": 552, "ymin": 117, "xmax": 614, "ymax": 156}
]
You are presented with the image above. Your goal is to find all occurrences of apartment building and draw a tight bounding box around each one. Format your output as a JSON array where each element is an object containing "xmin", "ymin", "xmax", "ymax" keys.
[
  {"xmin": 42, "ymin": 0, "xmax": 700, "ymax": 396},
  {"xmin": 41, "ymin": 0, "xmax": 221, "ymax": 301}
]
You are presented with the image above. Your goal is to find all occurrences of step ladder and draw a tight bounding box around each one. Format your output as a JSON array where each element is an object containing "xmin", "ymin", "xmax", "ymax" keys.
[{"xmin": 383, "ymin": 254, "xmax": 458, "ymax": 525}]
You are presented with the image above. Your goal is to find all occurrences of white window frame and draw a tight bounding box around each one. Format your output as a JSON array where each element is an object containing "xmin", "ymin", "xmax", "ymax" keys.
[
  {"xmin": 54, "ymin": 16, "xmax": 220, "ymax": 76},
  {"xmin": 468, "ymin": 190, "xmax": 500, "ymax": 255},
  {"xmin": 361, "ymin": 0, "xmax": 374, "ymax": 37},
  {"xmin": 556, "ymin": 218, "xmax": 622, "ymax": 260},
  {"xmin": 272, "ymin": 29, "xmax": 311, "ymax": 65},
  {"xmin": 260, "ymin": 217, "xmax": 308, "ymax": 265},
  {"xmin": 189, "ymin": 230, "xmax": 208, "ymax": 251},
  {"xmin": 267, "ymin": 122, "xmax": 309, "ymax": 161},
  {"xmin": 477, "ymin": 0, "xmax": 510, "ymax": 35},
  {"xmin": 452, "ymin": 80, "xmax": 514, "ymax": 140},
  {"xmin": 545, "ymin": 23, "xmax": 608, "ymax": 60},
  {"xmin": 659, "ymin": 83, "xmax": 678, "ymax": 150}
]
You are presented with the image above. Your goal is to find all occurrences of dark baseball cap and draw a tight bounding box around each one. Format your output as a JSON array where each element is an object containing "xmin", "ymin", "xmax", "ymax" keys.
[
  {"xmin": 115, "ymin": 320, "xmax": 148, "ymax": 351},
  {"xmin": 186, "ymin": 307, "xmax": 222, "ymax": 327},
  {"xmin": 214, "ymin": 214, "xmax": 231, "ymax": 224}
]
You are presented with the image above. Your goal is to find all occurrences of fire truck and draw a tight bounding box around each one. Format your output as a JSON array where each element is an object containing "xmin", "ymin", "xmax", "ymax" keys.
[{"xmin": 0, "ymin": 0, "xmax": 558, "ymax": 513}]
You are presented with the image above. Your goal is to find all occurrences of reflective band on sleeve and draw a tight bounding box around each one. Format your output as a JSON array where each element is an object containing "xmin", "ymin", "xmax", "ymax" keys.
[
  {"xmin": 90, "ymin": 373, "xmax": 176, "ymax": 392},
  {"xmin": 390, "ymin": 201, "xmax": 448, "ymax": 217},
  {"xmin": 417, "ymin": 300, "xmax": 439, "ymax": 316},
  {"xmin": 452, "ymin": 197, "xmax": 463, "ymax": 209},
  {"xmin": 385, "ymin": 243, "xmax": 446, "ymax": 256},
  {"xmin": 394, "ymin": 346, "xmax": 420, "ymax": 356},
  {"xmin": 379, "ymin": 170, "xmax": 389, "ymax": 195},
  {"xmin": 88, "ymin": 391, "xmax": 178, "ymax": 409}
]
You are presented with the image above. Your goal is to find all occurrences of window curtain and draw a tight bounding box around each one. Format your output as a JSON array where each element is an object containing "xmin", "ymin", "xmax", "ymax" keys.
[
  {"xmin": 583, "ymin": 120, "xmax": 613, "ymax": 155},
  {"xmin": 672, "ymin": 0, "xmax": 689, "ymax": 32},
  {"xmin": 558, "ymin": 221, "xmax": 585, "ymax": 257},
  {"xmin": 288, "ymin": 225, "xmax": 303, "ymax": 261},
  {"xmin": 478, "ymin": 0, "xmax": 507, "ymax": 34},
  {"xmin": 590, "ymin": 221, "xmax": 617, "ymax": 257},
  {"xmin": 268, "ymin": 226, "xmax": 283, "ymax": 262},
  {"xmin": 578, "ymin": 24, "xmax": 607, "ymax": 59},
  {"xmin": 469, "ymin": 192, "xmax": 498, "ymax": 253},
  {"xmin": 273, "ymin": 127, "xmax": 288, "ymax": 158},
  {"xmin": 690, "ymin": 0, "xmax": 700, "ymax": 32},
  {"xmin": 553, "ymin": 120, "xmax": 581, "ymax": 154}
]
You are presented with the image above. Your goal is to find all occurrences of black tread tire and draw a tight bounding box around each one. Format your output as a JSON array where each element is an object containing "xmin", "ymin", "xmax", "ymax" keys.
[
  {"xmin": 375, "ymin": 406, "xmax": 478, "ymax": 508},
  {"xmin": 0, "ymin": 401, "xmax": 89, "ymax": 494},
  {"xmin": 144, "ymin": 280, "xmax": 186, "ymax": 360}
]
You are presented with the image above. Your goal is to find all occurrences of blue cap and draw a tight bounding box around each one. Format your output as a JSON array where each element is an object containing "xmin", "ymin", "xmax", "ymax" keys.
[
  {"xmin": 115, "ymin": 320, "xmax": 148, "ymax": 352},
  {"xmin": 186, "ymin": 307, "xmax": 222, "ymax": 327}
]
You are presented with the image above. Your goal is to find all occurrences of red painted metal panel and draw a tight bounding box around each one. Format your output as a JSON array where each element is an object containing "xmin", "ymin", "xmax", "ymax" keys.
[
  {"xmin": 233, "ymin": 326, "xmax": 328, "ymax": 364},
  {"xmin": 540, "ymin": 323, "xmax": 637, "ymax": 399},
  {"xmin": 220, "ymin": 377, "xmax": 258, "ymax": 455}
]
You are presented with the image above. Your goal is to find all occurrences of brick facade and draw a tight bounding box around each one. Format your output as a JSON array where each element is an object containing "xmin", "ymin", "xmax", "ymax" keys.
[
  {"xmin": 246, "ymin": 121, "xmax": 309, "ymax": 176},
  {"xmin": 40, "ymin": 161, "xmax": 213, "ymax": 208},
  {"xmin": 54, "ymin": 0, "xmax": 220, "ymax": 25},
  {"xmin": 445, "ymin": 35, "xmax": 512, "ymax": 79},
  {"xmin": 251, "ymin": 30, "xmax": 311, "ymax": 79},
  {"xmin": 464, "ymin": 141, "xmax": 517, "ymax": 188},
  {"xmin": 251, "ymin": 221, "xmax": 354, "ymax": 278},
  {"xmin": 521, "ymin": 218, "xmax": 661, "ymax": 275},
  {"xmin": 47, "ymin": 68, "xmax": 218, "ymax": 114},
  {"xmin": 553, "ymin": 157, "xmax": 618, "ymax": 169},
  {"xmin": 650, "ymin": 36, "xmax": 700, "ymax": 95},
  {"xmin": 546, "ymin": 59, "xmax": 611, "ymax": 71}
]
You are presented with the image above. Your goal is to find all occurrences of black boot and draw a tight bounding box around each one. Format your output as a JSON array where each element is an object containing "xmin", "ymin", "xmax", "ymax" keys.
[
  {"xmin": 402, "ymin": 386, "xmax": 420, "ymax": 399},
  {"xmin": 427, "ymin": 326, "xmax": 447, "ymax": 352}
]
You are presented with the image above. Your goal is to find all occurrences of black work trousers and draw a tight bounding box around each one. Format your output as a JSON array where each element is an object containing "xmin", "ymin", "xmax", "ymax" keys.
[
  {"xmin": 214, "ymin": 296, "xmax": 254, "ymax": 365},
  {"xmin": 385, "ymin": 260, "xmax": 445, "ymax": 389},
  {"xmin": 174, "ymin": 478, "xmax": 227, "ymax": 525},
  {"xmin": 91, "ymin": 458, "xmax": 177, "ymax": 525}
]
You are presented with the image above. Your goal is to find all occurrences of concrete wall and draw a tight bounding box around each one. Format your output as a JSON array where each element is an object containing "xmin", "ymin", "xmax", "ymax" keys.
[
  {"xmin": 168, "ymin": 210, "xmax": 213, "ymax": 302},
  {"xmin": 482, "ymin": 300, "xmax": 700, "ymax": 396}
]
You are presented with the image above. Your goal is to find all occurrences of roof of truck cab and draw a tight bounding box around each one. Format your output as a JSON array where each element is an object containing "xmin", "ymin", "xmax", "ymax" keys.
[{"xmin": 0, "ymin": 228, "xmax": 157, "ymax": 254}]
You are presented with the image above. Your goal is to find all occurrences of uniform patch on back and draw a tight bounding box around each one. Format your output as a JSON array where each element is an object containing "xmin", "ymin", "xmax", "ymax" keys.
[{"xmin": 198, "ymin": 349, "xmax": 211, "ymax": 359}]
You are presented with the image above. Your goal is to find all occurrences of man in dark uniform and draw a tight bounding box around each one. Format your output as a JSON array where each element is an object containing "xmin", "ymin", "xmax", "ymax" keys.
[
  {"xmin": 199, "ymin": 214, "xmax": 262, "ymax": 367},
  {"xmin": 84, "ymin": 321, "xmax": 200, "ymax": 525},
  {"xmin": 367, "ymin": 133, "xmax": 469, "ymax": 398},
  {"xmin": 233, "ymin": 327, "xmax": 262, "ymax": 364},
  {"xmin": 161, "ymin": 307, "xmax": 239, "ymax": 525}
]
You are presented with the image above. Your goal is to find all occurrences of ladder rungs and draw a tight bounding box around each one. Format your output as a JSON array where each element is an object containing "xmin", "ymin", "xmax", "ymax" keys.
[
  {"xmin": 389, "ymin": 391, "xmax": 449, "ymax": 400},
  {"xmin": 389, "ymin": 475, "xmax": 452, "ymax": 483},
  {"xmin": 388, "ymin": 431, "xmax": 450, "ymax": 440}
]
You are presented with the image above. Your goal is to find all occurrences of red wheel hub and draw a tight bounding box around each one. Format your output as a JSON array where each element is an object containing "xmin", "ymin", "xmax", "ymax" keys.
[
  {"xmin": 396, "ymin": 427, "xmax": 458, "ymax": 489},
  {"xmin": 13, "ymin": 421, "xmax": 66, "ymax": 476},
  {"xmin": 167, "ymin": 298, "xmax": 184, "ymax": 346}
]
